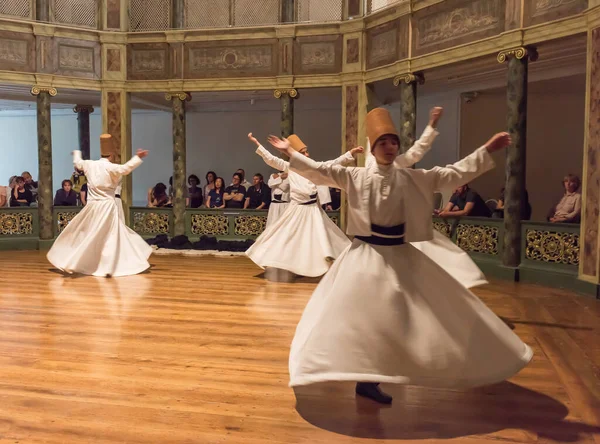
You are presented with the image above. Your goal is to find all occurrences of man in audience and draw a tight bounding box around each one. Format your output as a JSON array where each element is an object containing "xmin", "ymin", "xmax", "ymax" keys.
[
  {"xmin": 436, "ymin": 184, "xmax": 491, "ymax": 218},
  {"xmin": 244, "ymin": 173, "xmax": 271, "ymax": 209},
  {"xmin": 224, "ymin": 173, "xmax": 247, "ymax": 208},
  {"xmin": 232, "ymin": 169, "xmax": 252, "ymax": 189}
]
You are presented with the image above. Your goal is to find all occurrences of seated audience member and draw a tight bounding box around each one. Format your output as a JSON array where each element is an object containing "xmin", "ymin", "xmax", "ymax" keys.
[
  {"xmin": 70, "ymin": 168, "xmax": 87, "ymax": 196},
  {"xmin": 80, "ymin": 183, "xmax": 88, "ymax": 206},
  {"xmin": 207, "ymin": 177, "xmax": 226, "ymax": 209},
  {"xmin": 148, "ymin": 182, "xmax": 171, "ymax": 208},
  {"xmin": 493, "ymin": 187, "xmax": 532, "ymax": 220},
  {"xmin": 325, "ymin": 187, "xmax": 341, "ymax": 211},
  {"xmin": 244, "ymin": 173, "xmax": 271, "ymax": 209},
  {"xmin": 224, "ymin": 173, "xmax": 246, "ymax": 208},
  {"xmin": 436, "ymin": 184, "xmax": 491, "ymax": 218},
  {"xmin": 0, "ymin": 176, "xmax": 13, "ymax": 208},
  {"xmin": 10, "ymin": 176, "xmax": 33, "ymax": 207},
  {"xmin": 231, "ymin": 169, "xmax": 252, "ymax": 189},
  {"xmin": 547, "ymin": 174, "xmax": 582, "ymax": 223},
  {"xmin": 204, "ymin": 171, "xmax": 217, "ymax": 205},
  {"xmin": 53, "ymin": 180, "xmax": 78, "ymax": 206},
  {"xmin": 22, "ymin": 171, "xmax": 38, "ymax": 201},
  {"xmin": 187, "ymin": 174, "xmax": 203, "ymax": 208}
]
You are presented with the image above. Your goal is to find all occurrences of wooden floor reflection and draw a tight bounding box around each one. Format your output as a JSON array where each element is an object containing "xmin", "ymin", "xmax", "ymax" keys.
[{"xmin": 0, "ymin": 250, "xmax": 598, "ymax": 444}]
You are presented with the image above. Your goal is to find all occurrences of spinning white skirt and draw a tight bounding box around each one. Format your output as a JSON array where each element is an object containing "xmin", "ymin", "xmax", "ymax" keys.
[
  {"xmin": 47, "ymin": 199, "xmax": 152, "ymax": 277},
  {"xmin": 289, "ymin": 239, "xmax": 532, "ymax": 388},
  {"xmin": 246, "ymin": 203, "xmax": 350, "ymax": 277},
  {"xmin": 266, "ymin": 201, "xmax": 289, "ymax": 228},
  {"xmin": 412, "ymin": 230, "xmax": 488, "ymax": 289}
]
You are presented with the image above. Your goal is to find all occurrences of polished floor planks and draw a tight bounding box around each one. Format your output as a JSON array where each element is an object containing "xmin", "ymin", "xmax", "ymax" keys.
[{"xmin": 0, "ymin": 251, "xmax": 598, "ymax": 443}]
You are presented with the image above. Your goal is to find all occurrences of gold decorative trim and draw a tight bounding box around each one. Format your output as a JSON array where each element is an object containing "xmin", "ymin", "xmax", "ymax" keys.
[
  {"xmin": 433, "ymin": 221, "xmax": 452, "ymax": 238},
  {"xmin": 234, "ymin": 215, "xmax": 267, "ymax": 236},
  {"xmin": 0, "ymin": 212, "xmax": 33, "ymax": 235},
  {"xmin": 165, "ymin": 92, "xmax": 192, "ymax": 101},
  {"xmin": 273, "ymin": 88, "xmax": 298, "ymax": 99},
  {"xmin": 30, "ymin": 86, "xmax": 58, "ymax": 97},
  {"xmin": 191, "ymin": 214, "xmax": 228, "ymax": 236},
  {"xmin": 73, "ymin": 105, "xmax": 95, "ymax": 113},
  {"xmin": 525, "ymin": 229, "xmax": 579, "ymax": 266},
  {"xmin": 497, "ymin": 46, "xmax": 539, "ymax": 64},
  {"xmin": 133, "ymin": 211, "xmax": 170, "ymax": 234},
  {"xmin": 57, "ymin": 211, "xmax": 80, "ymax": 233},
  {"xmin": 456, "ymin": 224, "xmax": 499, "ymax": 255},
  {"xmin": 393, "ymin": 73, "xmax": 424, "ymax": 86}
]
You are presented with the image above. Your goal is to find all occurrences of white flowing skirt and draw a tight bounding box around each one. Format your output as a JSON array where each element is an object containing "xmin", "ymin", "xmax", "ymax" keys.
[
  {"xmin": 47, "ymin": 199, "xmax": 152, "ymax": 277},
  {"xmin": 246, "ymin": 202, "xmax": 350, "ymax": 277},
  {"xmin": 266, "ymin": 202, "xmax": 289, "ymax": 228},
  {"xmin": 412, "ymin": 230, "xmax": 488, "ymax": 289},
  {"xmin": 289, "ymin": 238, "xmax": 532, "ymax": 388}
]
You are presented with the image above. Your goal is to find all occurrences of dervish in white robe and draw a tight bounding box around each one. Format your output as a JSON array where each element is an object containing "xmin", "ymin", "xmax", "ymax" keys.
[
  {"xmin": 267, "ymin": 108, "xmax": 532, "ymax": 404},
  {"xmin": 47, "ymin": 134, "xmax": 152, "ymax": 277},
  {"xmin": 266, "ymin": 172, "xmax": 290, "ymax": 228},
  {"xmin": 245, "ymin": 133, "xmax": 355, "ymax": 278}
]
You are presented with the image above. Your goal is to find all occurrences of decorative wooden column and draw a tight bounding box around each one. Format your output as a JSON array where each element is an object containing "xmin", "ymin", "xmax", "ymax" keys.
[
  {"xmin": 172, "ymin": 0, "xmax": 184, "ymax": 28},
  {"xmin": 73, "ymin": 105, "xmax": 94, "ymax": 160},
  {"xmin": 166, "ymin": 92, "xmax": 191, "ymax": 237},
  {"xmin": 579, "ymin": 26, "xmax": 600, "ymax": 295},
  {"xmin": 36, "ymin": 0, "xmax": 49, "ymax": 21},
  {"xmin": 31, "ymin": 86, "xmax": 56, "ymax": 243},
  {"xmin": 393, "ymin": 73, "xmax": 424, "ymax": 156},
  {"xmin": 274, "ymin": 88, "xmax": 297, "ymax": 138},
  {"xmin": 498, "ymin": 47, "xmax": 537, "ymax": 273},
  {"xmin": 281, "ymin": 0, "xmax": 295, "ymax": 23}
]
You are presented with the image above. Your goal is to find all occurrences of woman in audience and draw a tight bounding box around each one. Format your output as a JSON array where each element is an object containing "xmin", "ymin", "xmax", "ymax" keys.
[
  {"xmin": 10, "ymin": 176, "xmax": 33, "ymax": 207},
  {"xmin": 148, "ymin": 182, "xmax": 171, "ymax": 208},
  {"xmin": 53, "ymin": 179, "xmax": 78, "ymax": 206},
  {"xmin": 187, "ymin": 174, "xmax": 203, "ymax": 208},
  {"xmin": 207, "ymin": 177, "xmax": 226, "ymax": 209},
  {"xmin": 204, "ymin": 171, "xmax": 217, "ymax": 205},
  {"xmin": 547, "ymin": 174, "xmax": 582, "ymax": 223}
]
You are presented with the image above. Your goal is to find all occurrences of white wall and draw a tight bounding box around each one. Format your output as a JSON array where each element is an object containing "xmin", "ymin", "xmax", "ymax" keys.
[
  {"xmin": 132, "ymin": 105, "xmax": 342, "ymax": 205},
  {"xmin": 0, "ymin": 111, "xmax": 102, "ymax": 191}
]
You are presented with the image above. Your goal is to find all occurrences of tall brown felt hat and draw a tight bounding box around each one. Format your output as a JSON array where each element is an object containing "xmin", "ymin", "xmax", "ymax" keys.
[
  {"xmin": 366, "ymin": 108, "xmax": 399, "ymax": 148},
  {"xmin": 100, "ymin": 134, "xmax": 115, "ymax": 157},
  {"xmin": 287, "ymin": 134, "xmax": 307, "ymax": 152}
]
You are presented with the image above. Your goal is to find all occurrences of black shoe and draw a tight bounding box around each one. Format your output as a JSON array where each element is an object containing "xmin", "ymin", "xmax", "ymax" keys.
[{"xmin": 356, "ymin": 382, "xmax": 393, "ymax": 404}]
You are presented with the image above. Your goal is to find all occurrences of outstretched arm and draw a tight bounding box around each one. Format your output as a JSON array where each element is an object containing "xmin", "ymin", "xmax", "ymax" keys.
[
  {"xmin": 111, "ymin": 149, "xmax": 148, "ymax": 176},
  {"xmin": 267, "ymin": 135, "xmax": 351, "ymax": 191},
  {"xmin": 249, "ymin": 133, "xmax": 289, "ymax": 171},
  {"xmin": 428, "ymin": 133, "xmax": 510, "ymax": 192},
  {"xmin": 72, "ymin": 150, "xmax": 86, "ymax": 172},
  {"xmin": 394, "ymin": 107, "xmax": 442, "ymax": 168}
]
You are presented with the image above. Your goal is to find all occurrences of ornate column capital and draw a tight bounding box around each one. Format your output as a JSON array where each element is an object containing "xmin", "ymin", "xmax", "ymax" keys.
[
  {"xmin": 165, "ymin": 92, "xmax": 192, "ymax": 101},
  {"xmin": 274, "ymin": 88, "xmax": 298, "ymax": 99},
  {"xmin": 393, "ymin": 73, "xmax": 424, "ymax": 86},
  {"xmin": 73, "ymin": 105, "xmax": 94, "ymax": 114},
  {"xmin": 497, "ymin": 46, "xmax": 539, "ymax": 64},
  {"xmin": 30, "ymin": 86, "xmax": 57, "ymax": 97}
]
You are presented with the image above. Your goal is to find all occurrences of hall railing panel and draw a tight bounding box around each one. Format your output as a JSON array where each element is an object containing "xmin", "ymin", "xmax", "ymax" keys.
[
  {"xmin": 129, "ymin": 0, "xmax": 172, "ymax": 31},
  {"xmin": 0, "ymin": 207, "xmax": 39, "ymax": 250},
  {"xmin": 53, "ymin": 206, "xmax": 82, "ymax": 236},
  {"xmin": 51, "ymin": 0, "xmax": 98, "ymax": 28},
  {"xmin": 130, "ymin": 207, "xmax": 174, "ymax": 237},
  {"xmin": 520, "ymin": 221, "xmax": 580, "ymax": 275},
  {"xmin": 0, "ymin": 0, "xmax": 34, "ymax": 20}
]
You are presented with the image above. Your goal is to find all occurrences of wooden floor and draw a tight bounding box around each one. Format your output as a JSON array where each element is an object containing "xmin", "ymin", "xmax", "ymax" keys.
[{"xmin": 0, "ymin": 252, "xmax": 599, "ymax": 444}]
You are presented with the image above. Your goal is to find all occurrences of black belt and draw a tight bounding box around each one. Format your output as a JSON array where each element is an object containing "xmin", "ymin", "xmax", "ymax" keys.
[
  {"xmin": 115, "ymin": 194, "xmax": 121, "ymax": 199},
  {"xmin": 355, "ymin": 223, "xmax": 405, "ymax": 246},
  {"xmin": 272, "ymin": 194, "xmax": 287, "ymax": 204},
  {"xmin": 300, "ymin": 193, "xmax": 318, "ymax": 206}
]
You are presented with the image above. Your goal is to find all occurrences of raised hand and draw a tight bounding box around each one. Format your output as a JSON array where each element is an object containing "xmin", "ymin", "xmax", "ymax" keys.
[
  {"xmin": 267, "ymin": 135, "xmax": 293, "ymax": 155},
  {"xmin": 429, "ymin": 107, "xmax": 443, "ymax": 128},
  {"xmin": 349, "ymin": 146, "xmax": 364, "ymax": 158},
  {"xmin": 248, "ymin": 132, "xmax": 260, "ymax": 147},
  {"xmin": 484, "ymin": 132, "xmax": 512, "ymax": 153},
  {"xmin": 136, "ymin": 149, "xmax": 149, "ymax": 159}
]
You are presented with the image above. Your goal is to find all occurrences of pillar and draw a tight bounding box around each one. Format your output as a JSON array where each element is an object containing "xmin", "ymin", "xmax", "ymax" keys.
[
  {"xmin": 31, "ymin": 86, "xmax": 56, "ymax": 242},
  {"xmin": 172, "ymin": 0, "xmax": 184, "ymax": 28},
  {"xmin": 393, "ymin": 73, "xmax": 424, "ymax": 156},
  {"xmin": 282, "ymin": 0, "xmax": 295, "ymax": 23},
  {"xmin": 74, "ymin": 105, "xmax": 94, "ymax": 160},
  {"xmin": 579, "ymin": 25, "xmax": 600, "ymax": 295},
  {"xmin": 274, "ymin": 88, "xmax": 297, "ymax": 138},
  {"xmin": 101, "ymin": 90, "xmax": 132, "ymax": 221},
  {"xmin": 36, "ymin": 0, "xmax": 49, "ymax": 21},
  {"xmin": 497, "ymin": 47, "xmax": 537, "ymax": 272},
  {"xmin": 166, "ymin": 92, "xmax": 190, "ymax": 237}
]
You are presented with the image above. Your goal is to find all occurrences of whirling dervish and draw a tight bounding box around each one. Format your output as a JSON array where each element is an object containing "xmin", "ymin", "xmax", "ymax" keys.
[
  {"xmin": 267, "ymin": 107, "xmax": 532, "ymax": 404},
  {"xmin": 47, "ymin": 134, "xmax": 153, "ymax": 277}
]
